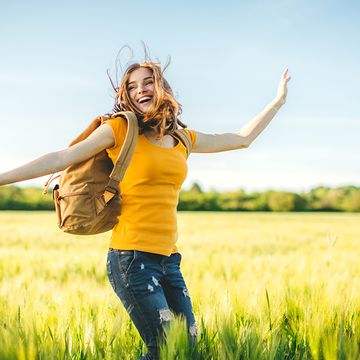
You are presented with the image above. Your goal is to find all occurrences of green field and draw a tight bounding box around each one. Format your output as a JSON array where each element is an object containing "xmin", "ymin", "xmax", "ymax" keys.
[{"xmin": 0, "ymin": 211, "xmax": 359, "ymax": 359}]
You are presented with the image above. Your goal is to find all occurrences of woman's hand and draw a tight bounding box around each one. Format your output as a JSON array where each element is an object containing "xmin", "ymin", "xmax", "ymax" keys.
[{"xmin": 275, "ymin": 68, "xmax": 291, "ymax": 106}]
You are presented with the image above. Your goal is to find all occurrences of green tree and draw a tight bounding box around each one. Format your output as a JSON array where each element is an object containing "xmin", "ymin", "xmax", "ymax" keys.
[
  {"xmin": 268, "ymin": 191, "xmax": 306, "ymax": 212},
  {"xmin": 189, "ymin": 182, "xmax": 203, "ymax": 193},
  {"xmin": 218, "ymin": 189, "xmax": 246, "ymax": 211},
  {"xmin": 340, "ymin": 189, "xmax": 360, "ymax": 212}
]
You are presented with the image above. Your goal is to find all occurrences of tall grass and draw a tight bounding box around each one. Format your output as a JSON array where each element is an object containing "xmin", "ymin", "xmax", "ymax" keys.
[{"xmin": 0, "ymin": 211, "xmax": 359, "ymax": 359}]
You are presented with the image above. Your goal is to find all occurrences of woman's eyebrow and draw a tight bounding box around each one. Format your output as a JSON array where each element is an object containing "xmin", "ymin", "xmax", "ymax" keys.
[{"xmin": 127, "ymin": 76, "xmax": 153, "ymax": 86}]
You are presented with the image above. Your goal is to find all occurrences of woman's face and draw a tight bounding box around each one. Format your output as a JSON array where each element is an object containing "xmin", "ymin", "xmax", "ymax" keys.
[{"xmin": 127, "ymin": 67, "xmax": 154, "ymax": 112}]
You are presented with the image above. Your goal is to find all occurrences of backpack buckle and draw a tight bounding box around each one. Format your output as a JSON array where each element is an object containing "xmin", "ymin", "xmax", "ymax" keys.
[{"xmin": 103, "ymin": 188, "xmax": 117, "ymax": 204}]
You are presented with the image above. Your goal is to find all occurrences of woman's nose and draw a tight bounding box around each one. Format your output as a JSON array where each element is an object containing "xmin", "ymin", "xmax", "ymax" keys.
[{"xmin": 137, "ymin": 85, "xmax": 145, "ymax": 94}]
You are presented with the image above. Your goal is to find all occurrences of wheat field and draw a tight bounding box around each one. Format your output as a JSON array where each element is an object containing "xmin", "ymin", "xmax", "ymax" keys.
[{"xmin": 0, "ymin": 211, "xmax": 359, "ymax": 359}]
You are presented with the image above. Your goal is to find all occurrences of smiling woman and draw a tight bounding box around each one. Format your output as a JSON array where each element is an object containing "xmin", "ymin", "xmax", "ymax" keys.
[
  {"xmin": 0, "ymin": 43, "xmax": 291, "ymax": 359},
  {"xmin": 110, "ymin": 59, "xmax": 189, "ymax": 143}
]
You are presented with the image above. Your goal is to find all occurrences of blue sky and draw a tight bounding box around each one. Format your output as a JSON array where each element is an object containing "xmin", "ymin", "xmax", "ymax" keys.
[{"xmin": 0, "ymin": 0, "xmax": 359, "ymax": 192}]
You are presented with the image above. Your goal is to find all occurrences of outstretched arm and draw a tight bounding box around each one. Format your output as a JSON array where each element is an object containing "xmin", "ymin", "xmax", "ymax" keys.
[
  {"xmin": 0, "ymin": 124, "xmax": 115, "ymax": 186},
  {"xmin": 192, "ymin": 68, "xmax": 291, "ymax": 153}
]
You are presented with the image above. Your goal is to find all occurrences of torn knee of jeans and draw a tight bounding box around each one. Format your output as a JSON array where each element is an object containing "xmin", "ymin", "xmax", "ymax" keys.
[
  {"xmin": 182, "ymin": 287, "xmax": 190, "ymax": 298},
  {"xmin": 152, "ymin": 276, "xmax": 160, "ymax": 286},
  {"xmin": 189, "ymin": 322, "xmax": 199, "ymax": 338},
  {"xmin": 159, "ymin": 308, "xmax": 174, "ymax": 324}
]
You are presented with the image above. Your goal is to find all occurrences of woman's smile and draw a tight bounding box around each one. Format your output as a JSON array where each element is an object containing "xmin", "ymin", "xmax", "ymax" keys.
[{"xmin": 136, "ymin": 95, "xmax": 153, "ymax": 110}]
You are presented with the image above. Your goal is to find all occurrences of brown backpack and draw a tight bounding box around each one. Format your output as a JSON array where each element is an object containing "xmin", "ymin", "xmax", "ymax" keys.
[{"xmin": 43, "ymin": 111, "xmax": 193, "ymax": 235}]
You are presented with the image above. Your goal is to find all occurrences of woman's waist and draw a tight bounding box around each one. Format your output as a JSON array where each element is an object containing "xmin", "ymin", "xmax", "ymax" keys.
[
  {"xmin": 120, "ymin": 194, "xmax": 178, "ymax": 208},
  {"xmin": 108, "ymin": 248, "xmax": 171, "ymax": 262}
]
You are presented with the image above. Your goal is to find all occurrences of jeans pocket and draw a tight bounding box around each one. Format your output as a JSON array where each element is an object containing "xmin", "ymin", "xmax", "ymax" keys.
[
  {"xmin": 119, "ymin": 251, "xmax": 136, "ymax": 274},
  {"xmin": 171, "ymin": 252, "xmax": 182, "ymax": 267}
]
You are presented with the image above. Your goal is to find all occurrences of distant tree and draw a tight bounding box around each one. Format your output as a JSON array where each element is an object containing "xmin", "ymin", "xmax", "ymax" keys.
[
  {"xmin": 200, "ymin": 190, "xmax": 221, "ymax": 211},
  {"xmin": 268, "ymin": 191, "xmax": 306, "ymax": 212},
  {"xmin": 218, "ymin": 190, "xmax": 246, "ymax": 211},
  {"xmin": 340, "ymin": 189, "xmax": 360, "ymax": 212},
  {"xmin": 306, "ymin": 187, "xmax": 342, "ymax": 211},
  {"xmin": 189, "ymin": 182, "xmax": 203, "ymax": 193},
  {"xmin": 245, "ymin": 191, "xmax": 271, "ymax": 211},
  {"xmin": 178, "ymin": 190, "xmax": 203, "ymax": 210}
]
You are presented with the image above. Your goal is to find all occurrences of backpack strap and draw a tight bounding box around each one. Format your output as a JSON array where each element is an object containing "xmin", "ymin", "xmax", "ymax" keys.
[
  {"xmin": 173, "ymin": 129, "xmax": 192, "ymax": 159},
  {"xmin": 103, "ymin": 111, "xmax": 139, "ymax": 202}
]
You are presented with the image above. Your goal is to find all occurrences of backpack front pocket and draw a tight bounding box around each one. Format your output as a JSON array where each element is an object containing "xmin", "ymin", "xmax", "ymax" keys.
[{"xmin": 56, "ymin": 184, "xmax": 96, "ymax": 229}]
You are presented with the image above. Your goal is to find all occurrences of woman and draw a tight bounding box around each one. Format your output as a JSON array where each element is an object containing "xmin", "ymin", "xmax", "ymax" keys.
[{"xmin": 0, "ymin": 57, "xmax": 291, "ymax": 359}]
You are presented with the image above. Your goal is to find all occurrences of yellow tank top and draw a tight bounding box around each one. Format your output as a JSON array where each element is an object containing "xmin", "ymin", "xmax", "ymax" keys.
[{"xmin": 104, "ymin": 117, "xmax": 197, "ymax": 256}]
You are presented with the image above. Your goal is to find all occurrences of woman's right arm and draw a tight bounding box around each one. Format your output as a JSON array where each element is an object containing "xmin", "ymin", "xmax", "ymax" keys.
[{"xmin": 0, "ymin": 124, "xmax": 115, "ymax": 186}]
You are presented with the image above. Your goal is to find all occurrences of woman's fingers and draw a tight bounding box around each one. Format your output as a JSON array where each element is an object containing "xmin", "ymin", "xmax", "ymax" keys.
[
  {"xmin": 282, "ymin": 68, "xmax": 288, "ymax": 79},
  {"xmin": 281, "ymin": 68, "xmax": 291, "ymax": 83}
]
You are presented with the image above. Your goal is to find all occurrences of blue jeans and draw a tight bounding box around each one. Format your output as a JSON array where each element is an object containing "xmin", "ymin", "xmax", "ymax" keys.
[{"xmin": 106, "ymin": 249, "xmax": 198, "ymax": 360}]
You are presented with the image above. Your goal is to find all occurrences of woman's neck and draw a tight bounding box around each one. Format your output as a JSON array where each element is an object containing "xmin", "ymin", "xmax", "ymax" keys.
[{"xmin": 144, "ymin": 129, "xmax": 163, "ymax": 139}]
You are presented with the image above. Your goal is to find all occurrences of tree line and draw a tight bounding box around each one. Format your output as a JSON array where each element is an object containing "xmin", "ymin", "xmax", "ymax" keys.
[{"xmin": 0, "ymin": 183, "xmax": 360, "ymax": 212}]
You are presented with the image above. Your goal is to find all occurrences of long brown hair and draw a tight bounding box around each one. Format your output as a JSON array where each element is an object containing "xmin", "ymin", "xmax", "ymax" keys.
[{"xmin": 107, "ymin": 49, "xmax": 188, "ymax": 138}]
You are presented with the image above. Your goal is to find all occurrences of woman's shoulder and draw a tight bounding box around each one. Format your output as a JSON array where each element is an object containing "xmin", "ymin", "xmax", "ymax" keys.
[
  {"xmin": 102, "ymin": 115, "xmax": 127, "ymax": 148},
  {"xmin": 103, "ymin": 114, "xmax": 127, "ymax": 128},
  {"xmin": 178, "ymin": 128, "xmax": 197, "ymax": 148}
]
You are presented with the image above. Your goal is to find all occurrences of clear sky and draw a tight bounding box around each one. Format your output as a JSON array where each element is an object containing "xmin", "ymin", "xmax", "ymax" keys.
[{"xmin": 1, "ymin": 0, "xmax": 359, "ymax": 192}]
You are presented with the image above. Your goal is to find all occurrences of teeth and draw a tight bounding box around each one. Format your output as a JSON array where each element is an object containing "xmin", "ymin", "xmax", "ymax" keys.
[{"xmin": 138, "ymin": 97, "xmax": 152, "ymax": 103}]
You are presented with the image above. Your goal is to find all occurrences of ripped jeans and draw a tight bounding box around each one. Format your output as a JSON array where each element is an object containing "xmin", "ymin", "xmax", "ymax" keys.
[{"xmin": 106, "ymin": 249, "xmax": 198, "ymax": 360}]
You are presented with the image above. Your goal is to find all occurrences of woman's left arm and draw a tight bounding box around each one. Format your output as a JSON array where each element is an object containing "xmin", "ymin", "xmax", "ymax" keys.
[{"xmin": 192, "ymin": 68, "xmax": 291, "ymax": 153}]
